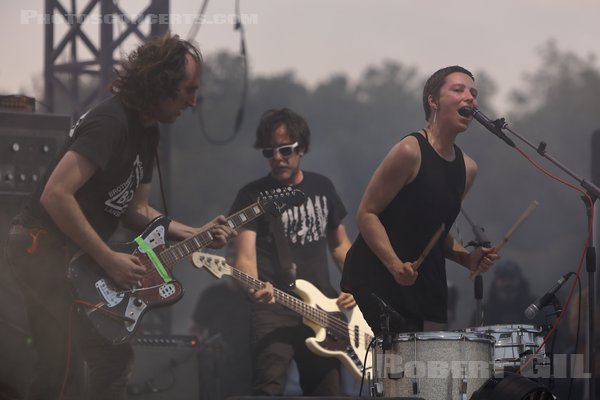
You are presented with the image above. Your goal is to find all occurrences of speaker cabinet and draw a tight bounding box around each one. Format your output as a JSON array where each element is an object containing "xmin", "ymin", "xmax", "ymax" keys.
[
  {"xmin": 0, "ymin": 111, "xmax": 70, "ymax": 196},
  {"xmin": 128, "ymin": 335, "xmax": 200, "ymax": 400}
]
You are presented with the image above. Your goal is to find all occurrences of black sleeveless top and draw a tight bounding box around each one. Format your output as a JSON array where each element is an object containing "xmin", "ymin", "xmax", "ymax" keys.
[{"xmin": 341, "ymin": 132, "xmax": 466, "ymax": 322}]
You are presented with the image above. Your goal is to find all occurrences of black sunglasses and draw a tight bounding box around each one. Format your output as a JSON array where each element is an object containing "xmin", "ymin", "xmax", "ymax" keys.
[{"xmin": 261, "ymin": 142, "xmax": 299, "ymax": 159}]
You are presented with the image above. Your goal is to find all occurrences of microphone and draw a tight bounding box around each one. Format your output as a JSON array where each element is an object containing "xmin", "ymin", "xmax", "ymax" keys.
[
  {"xmin": 372, "ymin": 293, "xmax": 404, "ymax": 351},
  {"xmin": 458, "ymin": 107, "xmax": 516, "ymax": 147},
  {"xmin": 524, "ymin": 272, "xmax": 574, "ymax": 320},
  {"xmin": 372, "ymin": 293, "xmax": 405, "ymax": 324}
]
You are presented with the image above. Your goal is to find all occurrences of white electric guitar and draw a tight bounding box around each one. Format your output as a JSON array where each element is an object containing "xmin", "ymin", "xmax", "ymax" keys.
[{"xmin": 191, "ymin": 252, "xmax": 374, "ymax": 380}]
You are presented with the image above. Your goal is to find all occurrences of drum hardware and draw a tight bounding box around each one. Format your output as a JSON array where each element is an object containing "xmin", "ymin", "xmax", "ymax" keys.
[
  {"xmin": 459, "ymin": 207, "xmax": 491, "ymax": 327},
  {"xmin": 465, "ymin": 324, "xmax": 551, "ymax": 379}
]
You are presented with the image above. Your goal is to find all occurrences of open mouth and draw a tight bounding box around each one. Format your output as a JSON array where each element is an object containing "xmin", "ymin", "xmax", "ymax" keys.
[{"xmin": 458, "ymin": 107, "xmax": 474, "ymax": 118}]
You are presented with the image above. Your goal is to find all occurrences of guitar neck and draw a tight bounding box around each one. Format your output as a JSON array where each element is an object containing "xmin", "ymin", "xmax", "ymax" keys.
[
  {"xmin": 230, "ymin": 268, "xmax": 334, "ymax": 329},
  {"xmin": 161, "ymin": 203, "xmax": 265, "ymax": 265}
]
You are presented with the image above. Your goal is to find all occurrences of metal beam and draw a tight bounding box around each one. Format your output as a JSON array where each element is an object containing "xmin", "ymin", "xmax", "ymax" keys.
[{"xmin": 44, "ymin": 0, "xmax": 169, "ymax": 117}]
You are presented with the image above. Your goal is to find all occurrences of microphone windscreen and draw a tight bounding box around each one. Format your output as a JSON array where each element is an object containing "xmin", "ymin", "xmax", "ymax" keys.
[{"xmin": 458, "ymin": 107, "xmax": 473, "ymax": 118}]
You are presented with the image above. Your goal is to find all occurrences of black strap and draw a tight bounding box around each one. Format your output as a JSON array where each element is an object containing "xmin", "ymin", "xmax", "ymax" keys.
[
  {"xmin": 268, "ymin": 215, "xmax": 296, "ymax": 290},
  {"xmin": 154, "ymin": 147, "xmax": 169, "ymax": 217}
]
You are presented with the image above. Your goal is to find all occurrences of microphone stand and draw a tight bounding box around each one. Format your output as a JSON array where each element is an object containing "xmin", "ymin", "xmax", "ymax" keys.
[
  {"xmin": 475, "ymin": 112, "xmax": 600, "ymax": 399},
  {"xmin": 461, "ymin": 208, "xmax": 492, "ymax": 326},
  {"xmin": 546, "ymin": 295, "xmax": 563, "ymax": 391},
  {"xmin": 372, "ymin": 293, "xmax": 394, "ymax": 350}
]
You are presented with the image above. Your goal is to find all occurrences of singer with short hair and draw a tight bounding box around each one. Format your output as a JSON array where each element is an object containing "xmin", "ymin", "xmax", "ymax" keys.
[{"xmin": 341, "ymin": 65, "xmax": 499, "ymax": 334}]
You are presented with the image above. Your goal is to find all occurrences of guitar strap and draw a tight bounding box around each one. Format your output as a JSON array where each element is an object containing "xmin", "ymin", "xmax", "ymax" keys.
[
  {"xmin": 268, "ymin": 215, "xmax": 297, "ymax": 290},
  {"xmin": 154, "ymin": 147, "xmax": 170, "ymax": 216}
]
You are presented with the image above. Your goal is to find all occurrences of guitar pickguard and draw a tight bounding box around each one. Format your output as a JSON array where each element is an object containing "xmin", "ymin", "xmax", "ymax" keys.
[
  {"xmin": 95, "ymin": 279, "xmax": 124, "ymax": 307},
  {"xmin": 137, "ymin": 225, "xmax": 166, "ymax": 251},
  {"xmin": 124, "ymin": 297, "xmax": 147, "ymax": 332}
]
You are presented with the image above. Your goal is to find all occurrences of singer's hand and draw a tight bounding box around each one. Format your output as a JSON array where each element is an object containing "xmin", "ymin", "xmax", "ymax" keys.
[
  {"xmin": 467, "ymin": 246, "xmax": 499, "ymax": 275},
  {"xmin": 387, "ymin": 260, "xmax": 418, "ymax": 286}
]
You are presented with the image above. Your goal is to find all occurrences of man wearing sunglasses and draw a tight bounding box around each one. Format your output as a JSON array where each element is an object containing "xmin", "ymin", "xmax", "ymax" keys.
[{"xmin": 229, "ymin": 108, "xmax": 355, "ymax": 396}]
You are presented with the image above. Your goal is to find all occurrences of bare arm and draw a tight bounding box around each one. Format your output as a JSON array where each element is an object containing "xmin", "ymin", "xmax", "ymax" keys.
[
  {"xmin": 355, "ymin": 137, "xmax": 420, "ymax": 286},
  {"xmin": 123, "ymin": 183, "xmax": 234, "ymax": 248},
  {"xmin": 326, "ymin": 223, "xmax": 355, "ymax": 309},
  {"xmin": 327, "ymin": 224, "xmax": 352, "ymax": 271},
  {"xmin": 40, "ymin": 151, "xmax": 146, "ymax": 288},
  {"xmin": 233, "ymin": 228, "xmax": 274, "ymax": 304}
]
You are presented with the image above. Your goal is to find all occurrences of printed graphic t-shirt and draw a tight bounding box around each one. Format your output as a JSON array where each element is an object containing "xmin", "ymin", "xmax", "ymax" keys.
[
  {"xmin": 230, "ymin": 172, "xmax": 347, "ymax": 309},
  {"xmin": 22, "ymin": 96, "xmax": 158, "ymax": 241}
]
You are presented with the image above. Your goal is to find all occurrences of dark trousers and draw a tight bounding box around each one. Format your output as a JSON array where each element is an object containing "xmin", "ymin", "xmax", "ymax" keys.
[
  {"xmin": 5, "ymin": 225, "xmax": 133, "ymax": 400},
  {"xmin": 251, "ymin": 309, "xmax": 341, "ymax": 396}
]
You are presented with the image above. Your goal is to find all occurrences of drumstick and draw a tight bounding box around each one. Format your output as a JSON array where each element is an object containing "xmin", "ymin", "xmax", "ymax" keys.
[
  {"xmin": 413, "ymin": 224, "xmax": 445, "ymax": 271},
  {"xmin": 470, "ymin": 200, "xmax": 539, "ymax": 279}
]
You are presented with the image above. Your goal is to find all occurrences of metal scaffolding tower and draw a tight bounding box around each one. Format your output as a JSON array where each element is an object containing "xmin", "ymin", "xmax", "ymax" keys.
[{"xmin": 43, "ymin": 0, "xmax": 169, "ymax": 116}]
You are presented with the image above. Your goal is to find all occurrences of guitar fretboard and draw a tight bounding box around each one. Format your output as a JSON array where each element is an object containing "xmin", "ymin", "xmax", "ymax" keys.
[
  {"xmin": 159, "ymin": 202, "xmax": 264, "ymax": 267},
  {"xmin": 230, "ymin": 268, "xmax": 350, "ymax": 338}
]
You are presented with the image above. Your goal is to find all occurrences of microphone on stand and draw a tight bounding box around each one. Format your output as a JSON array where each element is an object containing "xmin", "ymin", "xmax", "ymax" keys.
[
  {"xmin": 524, "ymin": 272, "xmax": 575, "ymax": 320},
  {"xmin": 372, "ymin": 293, "xmax": 404, "ymax": 350},
  {"xmin": 460, "ymin": 207, "xmax": 490, "ymax": 326},
  {"xmin": 458, "ymin": 107, "xmax": 516, "ymax": 147}
]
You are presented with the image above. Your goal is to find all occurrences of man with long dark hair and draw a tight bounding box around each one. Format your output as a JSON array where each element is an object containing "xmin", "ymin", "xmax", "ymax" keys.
[{"xmin": 5, "ymin": 33, "xmax": 234, "ymax": 400}]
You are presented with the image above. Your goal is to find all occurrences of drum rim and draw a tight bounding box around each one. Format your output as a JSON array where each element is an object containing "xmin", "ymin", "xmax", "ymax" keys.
[
  {"xmin": 393, "ymin": 330, "xmax": 495, "ymax": 344},
  {"xmin": 465, "ymin": 324, "xmax": 542, "ymax": 333}
]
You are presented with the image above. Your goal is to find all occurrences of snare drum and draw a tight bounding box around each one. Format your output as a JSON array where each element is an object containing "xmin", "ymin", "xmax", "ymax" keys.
[
  {"xmin": 372, "ymin": 331, "xmax": 494, "ymax": 400},
  {"xmin": 465, "ymin": 324, "xmax": 550, "ymax": 376}
]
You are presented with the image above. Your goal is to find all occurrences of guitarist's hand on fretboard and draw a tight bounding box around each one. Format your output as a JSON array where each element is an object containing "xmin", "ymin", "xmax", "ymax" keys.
[
  {"xmin": 99, "ymin": 250, "xmax": 146, "ymax": 290},
  {"xmin": 247, "ymin": 281, "xmax": 275, "ymax": 304},
  {"xmin": 197, "ymin": 215, "xmax": 237, "ymax": 249}
]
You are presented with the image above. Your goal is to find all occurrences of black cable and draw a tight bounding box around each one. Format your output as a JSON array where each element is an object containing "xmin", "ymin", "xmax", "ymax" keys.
[
  {"xmin": 154, "ymin": 147, "xmax": 169, "ymax": 217},
  {"xmin": 196, "ymin": 0, "xmax": 248, "ymax": 145},
  {"xmin": 359, "ymin": 336, "xmax": 377, "ymax": 397},
  {"xmin": 186, "ymin": 0, "xmax": 210, "ymax": 41}
]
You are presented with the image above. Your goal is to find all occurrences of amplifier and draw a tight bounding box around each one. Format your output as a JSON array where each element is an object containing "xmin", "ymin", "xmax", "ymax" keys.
[
  {"xmin": 0, "ymin": 111, "xmax": 70, "ymax": 196},
  {"xmin": 128, "ymin": 334, "xmax": 201, "ymax": 400}
]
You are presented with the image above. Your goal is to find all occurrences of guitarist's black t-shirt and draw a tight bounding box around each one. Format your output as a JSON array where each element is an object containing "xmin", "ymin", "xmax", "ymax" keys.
[
  {"xmin": 20, "ymin": 96, "xmax": 158, "ymax": 241},
  {"xmin": 230, "ymin": 172, "xmax": 347, "ymax": 315}
]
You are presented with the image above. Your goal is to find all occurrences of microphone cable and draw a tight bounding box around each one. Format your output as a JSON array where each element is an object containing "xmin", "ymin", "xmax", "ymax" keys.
[
  {"xmin": 186, "ymin": 0, "xmax": 210, "ymax": 42},
  {"xmin": 189, "ymin": 0, "xmax": 249, "ymax": 146},
  {"xmin": 510, "ymin": 145, "xmax": 593, "ymax": 377}
]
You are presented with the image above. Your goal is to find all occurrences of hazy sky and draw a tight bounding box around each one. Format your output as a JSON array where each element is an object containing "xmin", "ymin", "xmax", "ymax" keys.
[{"xmin": 0, "ymin": 0, "xmax": 598, "ymax": 114}]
